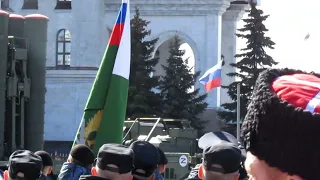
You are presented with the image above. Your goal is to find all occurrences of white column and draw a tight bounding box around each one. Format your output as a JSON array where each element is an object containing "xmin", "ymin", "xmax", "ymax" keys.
[
  {"xmin": 220, "ymin": 4, "xmax": 247, "ymax": 105},
  {"xmin": 204, "ymin": 0, "xmax": 231, "ymax": 108},
  {"xmin": 70, "ymin": 0, "xmax": 105, "ymax": 137}
]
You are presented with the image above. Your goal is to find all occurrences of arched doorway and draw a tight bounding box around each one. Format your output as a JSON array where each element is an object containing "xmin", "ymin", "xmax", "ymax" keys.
[{"xmin": 151, "ymin": 31, "xmax": 200, "ymax": 85}]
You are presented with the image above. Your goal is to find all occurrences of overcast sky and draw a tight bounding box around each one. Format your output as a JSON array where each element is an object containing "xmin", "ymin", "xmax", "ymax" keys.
[
  {"xmin": 182, "ymin": 0, "xmax": 319, "ymax": 72},
  {"xmin": 237, "ymin": 0, "xmax": 320, "ymax": 72}
]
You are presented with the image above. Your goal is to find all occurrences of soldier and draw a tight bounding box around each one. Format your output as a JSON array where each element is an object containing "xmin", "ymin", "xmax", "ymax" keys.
[
  {"xmin": 80, "ymin": 144, "xmax": 134, "ymax": 180},
  {"xmin": 197, "ymin": 142, "xmax": 242, "ymax": 180},
  {"xmin": 3, "ymin": 150, "xmax": 42, "ymax": 180},
  {"xmin": 58, "ymin": 144, "xmax": 95, "ymax": 180},
  {"xmin": 130, "ymin": 141, "xmax": 159, "ymax": 180},
  {"xmin": 35, "ymin": 151, "xmax": 54, "ymax": 179},
  {"xmin": 154, "ymin": 147, "xmax": 168, "ymax": 180},
  {"xmin": 242, "ymin": 68, "xmax": 320, "ymax": 180},
  {"xmin": 187, "ymin": 132, "xmax": 247, "ymax": 180}
]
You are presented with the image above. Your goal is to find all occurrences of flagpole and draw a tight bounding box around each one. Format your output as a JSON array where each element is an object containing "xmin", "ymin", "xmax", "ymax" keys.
[{"xmin": 236, "ymin": 82, "xmax": 240, "ymax": 141}]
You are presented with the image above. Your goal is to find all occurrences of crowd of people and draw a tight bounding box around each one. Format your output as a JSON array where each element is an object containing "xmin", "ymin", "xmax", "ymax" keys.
[
  {"xmin": 0, "ymin": 68, "xmax": 319, "ymax": 180},
  {"xmin": 0, "ymin": 141, "xmax": 166, "ymax": 180},
  {"xmin": 0, "ymin": 138, "xmax": 245, "ymax": 180}
]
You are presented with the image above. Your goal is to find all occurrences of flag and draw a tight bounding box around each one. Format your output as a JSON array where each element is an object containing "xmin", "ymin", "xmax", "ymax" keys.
[
  {"xmin": 72, "ymin": 0, "xmax": 131, "ymax": 154},
  {"xmin": 199, "ymin": 60, "xmax": 223, "ymax": 92}
]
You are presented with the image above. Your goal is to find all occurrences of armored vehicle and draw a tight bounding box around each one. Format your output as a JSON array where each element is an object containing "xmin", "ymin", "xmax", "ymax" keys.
[
  {"xmin": 0, "ymin": 10, "xmax": 48, "ymax": 168},
  {"xmin": 123, "ymin": 118, "xmax": 201, "ymax": 180}
]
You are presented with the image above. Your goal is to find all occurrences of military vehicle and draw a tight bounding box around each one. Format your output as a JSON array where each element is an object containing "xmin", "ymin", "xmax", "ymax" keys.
[
  {"xmin": 49, "ymin": 118, "xmax": 202, "ymax": 178},
  {"xmin": 0, "ymin": 11, "xmax": 201, "ymax": 179},
  {"xmin": 0, "ymin": 10, "xmax": 48, "ymax": 169},
  {"xmin": 123, "ymin": 118, "xmax": 202, "ymax": 180},
  {"xmin": 49, "ymin": 118, "xmax": 203, "ymax": 178}
]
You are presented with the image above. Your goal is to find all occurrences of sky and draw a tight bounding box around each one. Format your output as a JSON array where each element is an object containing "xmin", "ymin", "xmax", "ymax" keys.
[
  {"xmin": 181, "ymin": 0, "xmax": 320, "ymax": 72},
  {"xmin": 238, "ymin": 0, "xmax": 320, "ymax": 72}
]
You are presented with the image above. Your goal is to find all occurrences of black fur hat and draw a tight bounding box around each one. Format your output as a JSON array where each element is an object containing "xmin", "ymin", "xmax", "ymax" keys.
[{"xmin": 241, "ymin": 68, "xmax": 320, "ymax": 180}]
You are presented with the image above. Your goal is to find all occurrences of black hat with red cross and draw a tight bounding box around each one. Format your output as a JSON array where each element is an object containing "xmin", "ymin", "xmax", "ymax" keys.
[{"xmin": 241, "ymin": 68, "xmax": 320, "ymax": 180}]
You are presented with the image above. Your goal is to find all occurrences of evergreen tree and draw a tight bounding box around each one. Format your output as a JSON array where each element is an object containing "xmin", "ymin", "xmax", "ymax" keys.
[
  {"xmin": 127, "ymin": 8, "xmax": 162, "ymax": 118},
  {"xmin": 159, "ymin": 36, "xmax": 208, "ymax": 129},
  {"xmin": 218, "ymin": 2, "xmax": 278, "ymax": 122}
]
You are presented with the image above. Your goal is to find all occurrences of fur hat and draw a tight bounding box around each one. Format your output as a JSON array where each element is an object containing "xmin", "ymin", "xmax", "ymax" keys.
[
  {"xmin": 241, "ymin": 68, "xmax": 320, "ymax": 180},
  {"xmin": 35, "ymin": 150, "xmax": 53, "ymax": 167},
  {"xmin": 70, "ymin": 144, "xmax": 95, "ymax": 166}
]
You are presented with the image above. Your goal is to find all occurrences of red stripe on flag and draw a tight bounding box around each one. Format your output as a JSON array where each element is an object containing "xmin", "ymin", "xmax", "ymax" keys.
[
  {"xmin": 109, "ymin": 23, "xmax": 124, "ymax": 45},
  {"xmin": 205, "ymin": 78, "xmax": 221, "ymax": 92},
  {"xmin": 315, "ymin": 105, "xmax": 320, "ymax": 113},
  {"xmin": 272, "ymin": 74, "xmax": 320, "ymax": 113}
]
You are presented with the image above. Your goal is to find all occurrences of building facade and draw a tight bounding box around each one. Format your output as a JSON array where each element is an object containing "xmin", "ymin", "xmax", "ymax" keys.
[{"xmin": 3, "ymin": 0, "xmax": 247, "ymax": 142}]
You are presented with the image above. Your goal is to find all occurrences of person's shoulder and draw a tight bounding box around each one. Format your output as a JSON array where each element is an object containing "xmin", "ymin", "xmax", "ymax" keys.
[
  {"xmin": 38, "ymin": 174, "xmax": 47, "ymax": 180},
  {"xmin": 154, "ymin": 170, "xmax": 164, "ymax": 180}
]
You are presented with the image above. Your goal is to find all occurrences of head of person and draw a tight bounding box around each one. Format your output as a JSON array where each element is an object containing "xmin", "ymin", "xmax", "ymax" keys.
[
  {"xmin": 129, "ymin": 141, "xmax": 159, "ymax": 180},
  {"xmin": 199, "ymin": 131, "xmax": 246, "ymax": 159},
  {"xmin": 91, "ymin": 144, "xmax": 134, "ymax": 180},
  {"xmin": 156, "ymin": 148, "xmax": 167, "ymax": 174},
  {"xmin": 242, "ymin": 68, "xmax": 320, "ymax": 180},
  {"xmin": 69, "ymin": 144, "xmax": 95, "ymax": 170},
  {"xmin": 198, "ymin": 142, "xmax": 241, "ymax": 180},
  {"xmin": 3, "ymin": 150, "xmax": 42, "ymax": 180},
  {"xmin": 198, "ymin": 131, "xmax": 239, "ymax": 150},
  {"xmin": 34, "ymin": 151, "xmax": 53, "ymax": 176},
  {"xmin": 198, "ymin": 131, "xmax": 248, "ymax": 179}
]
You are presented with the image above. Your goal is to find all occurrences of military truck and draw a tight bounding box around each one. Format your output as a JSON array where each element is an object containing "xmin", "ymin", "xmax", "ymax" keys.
[
  {"xmin": 123, "ymin": 118, "xmax": 202, "ymax": 180},
  {"xmin": 0, "ymin": 11, "xmax": 49, "ymax": 169}
]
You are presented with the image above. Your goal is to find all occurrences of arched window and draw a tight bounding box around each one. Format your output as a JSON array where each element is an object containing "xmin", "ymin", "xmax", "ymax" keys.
[{"xmin": 56, "ymin": 29, "xmax": 71, "ymax": 68}]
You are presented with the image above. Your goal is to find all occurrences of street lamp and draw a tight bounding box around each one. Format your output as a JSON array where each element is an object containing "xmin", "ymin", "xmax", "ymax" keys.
[
  {"xmin": 236, "ymin": 81, "xmax": 241, "ymax": 141},
  {"xmin": 221, "ymin": 54, "xmax": 225, "ymax": 66}
]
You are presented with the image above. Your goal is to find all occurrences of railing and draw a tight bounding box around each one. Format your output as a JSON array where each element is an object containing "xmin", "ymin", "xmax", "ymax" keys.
[
  {"xmin": 49, "ymin": 151, "xmax": 69, "ymax": 174},
  {"xmin": 50, "ymin": 151, "xmax": 69, "ymax": 161}
]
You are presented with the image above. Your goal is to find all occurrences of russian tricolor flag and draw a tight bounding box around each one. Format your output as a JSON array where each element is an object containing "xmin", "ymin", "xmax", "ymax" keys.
[{"xmin": 199, "ymin": 60, "xmax": 223, "ymax": 92}]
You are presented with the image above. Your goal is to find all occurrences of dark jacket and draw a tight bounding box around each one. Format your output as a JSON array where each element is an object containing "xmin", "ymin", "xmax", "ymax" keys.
[
  {"xmin": 58, "ymin": 162, "xmax": 91, "ymax": 180},
  {"xmin": 47, "ymin": 173, "xmax": 58, "ymax": 180},
  {"xmin": 39, "ymin": 174, "xmax": 47, "ymax": 180}
]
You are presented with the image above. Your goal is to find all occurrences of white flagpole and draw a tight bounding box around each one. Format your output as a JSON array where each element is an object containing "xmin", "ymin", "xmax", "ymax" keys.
[{"xmin": 236, "ymin": 83, "xmax": 241, "ymax": 141}]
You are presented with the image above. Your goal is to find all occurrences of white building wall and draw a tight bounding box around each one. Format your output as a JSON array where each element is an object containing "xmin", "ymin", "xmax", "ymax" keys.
[
  {"xmin": 221, "ymin": 4, "xmax": 248, "ymax": 105},
  {"xmin": 44, "ymin": 72, "xmax": 95, "ymax": 141},
  {"xmin": 8, "ymin": 0, "xmax": 246, "ymax": 141},
  {"xmin": 11, "ymin": 0, "xmax": 102, "ymax": 141}
]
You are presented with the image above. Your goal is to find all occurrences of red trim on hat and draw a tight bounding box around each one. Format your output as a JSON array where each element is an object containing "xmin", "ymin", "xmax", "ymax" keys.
[{"xmin": 271, "ymin": 74, "xmax": 320, "ymax": 113}]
